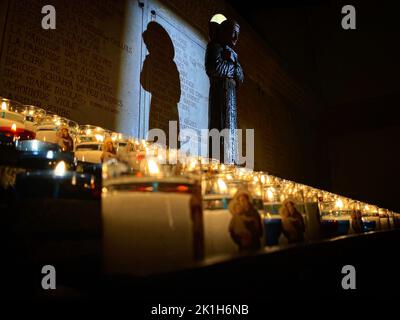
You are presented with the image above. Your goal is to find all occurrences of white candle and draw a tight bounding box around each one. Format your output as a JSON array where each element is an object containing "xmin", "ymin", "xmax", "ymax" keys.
[
  {"xmin": 102, "ymin": 191, "xmax": 195, "ymax": 276},
  {"xmin": 203, "ymin": 207, "xmax": 238, "ymax": 258}
]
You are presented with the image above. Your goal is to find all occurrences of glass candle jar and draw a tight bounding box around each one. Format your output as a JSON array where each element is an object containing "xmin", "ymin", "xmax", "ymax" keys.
[
  {"xmin": 102, "ymin": 157, "xmax": 203, "ymax": 276},
  {"xmin": 201, "ymin": 169, "xmax": 264, "ymax": 257},
  {"xmin": 302, "ymin": 186, "xmax": 321, "ymax": 241},
  {"xmin": 16, "ymin": 105, "xmax": 46, "ymax": 138},
  {"xmin": 35, "ymin": 114, "xmax": 73, "ymax": 144},
  {"xmin": 259, "ymin": 175, "xmax": 284, "ymax": 245},
  {"xmin": 76, "ymin": 125, "xmax": 106, "ymax": 143},
  {"xmin": 361, "ymin": 204, "xmax": 379, "ymax": 232},
  {"xmin": 378, "ymin": 208, "xmax": 390, "ymax": 230},
  {"xmin": 0, "ymin": 97, "xmax": 32, "ymax": 141},
  {"xmin": 318, "ymin": 193, "xmax": 350, "ymax": 238}
]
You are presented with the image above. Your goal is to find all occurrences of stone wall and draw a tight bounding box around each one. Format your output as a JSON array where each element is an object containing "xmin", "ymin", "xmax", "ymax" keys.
[{"xmin": 0, "ymin": 0, "xmax": 326, "ymax": 185}]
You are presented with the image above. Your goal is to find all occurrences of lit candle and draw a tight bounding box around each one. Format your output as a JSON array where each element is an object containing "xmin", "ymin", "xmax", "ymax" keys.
[
  {"xmin": 1, "ymin": 101, "xmax": 8, "ymax": 111},
  {"xmin": 102, "ymin": 176, "xmax": 199, "ymax": 276}
]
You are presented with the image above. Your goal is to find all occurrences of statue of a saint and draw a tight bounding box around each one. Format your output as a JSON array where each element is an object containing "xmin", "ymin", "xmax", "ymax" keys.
[{"xmin": 205, "ymin": 18, "xmax": 244, "ymax": 163}]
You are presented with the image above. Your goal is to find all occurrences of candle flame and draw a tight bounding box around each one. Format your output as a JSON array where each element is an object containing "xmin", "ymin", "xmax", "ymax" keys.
[
  {"xmin": 335, "ymin": 198, "xmax": 344, "ymax": 209},
  {"xmin": 267, "ymin": 188, "xmax": 274, "ymax": 201},
  {"xmin": 54, "ymin": 161, "xmax": 66, "ymax": 176},
  {"xmin": 147, "ymin": 159, "xmax": 160, "ymax": 175},
  {"xmin": 217, "ymin": 178, "xmax": 228, "ymax": 193}
]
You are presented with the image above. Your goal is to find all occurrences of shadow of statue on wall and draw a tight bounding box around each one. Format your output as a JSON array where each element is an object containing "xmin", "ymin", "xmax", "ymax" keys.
[{"xmin": 140, "ymin": 21, "xmax": 181, "ymax": 147}]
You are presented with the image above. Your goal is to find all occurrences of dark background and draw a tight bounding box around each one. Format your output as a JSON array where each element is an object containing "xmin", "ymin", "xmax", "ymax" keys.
[{"xmin": 230, "ymin": 0, "xmax": 400, "ymax": 212}]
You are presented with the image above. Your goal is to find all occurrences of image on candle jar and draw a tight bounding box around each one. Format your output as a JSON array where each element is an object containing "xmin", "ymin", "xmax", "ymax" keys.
[
  {"xmin": 228, "ymin": 190, "xmax": 263, "ymax": 251},
  {"xmin": 202, "ymin": 172, "xmax": 264, "ymax": 257},
  {"xmin": 279, "ymin": 199, "xmax": 305, "ymax": 243}
]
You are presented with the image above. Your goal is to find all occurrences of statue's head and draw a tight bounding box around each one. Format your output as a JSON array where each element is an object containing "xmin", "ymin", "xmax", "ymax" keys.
[{"xmin": 220, "ymin": 19, "xmax": 240, "ymax": 48}]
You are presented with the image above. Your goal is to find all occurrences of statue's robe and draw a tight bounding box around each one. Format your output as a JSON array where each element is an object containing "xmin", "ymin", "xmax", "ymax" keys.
[{"xmin": 205, "ymin": 42, "xmax": 244, "ymax": 163}]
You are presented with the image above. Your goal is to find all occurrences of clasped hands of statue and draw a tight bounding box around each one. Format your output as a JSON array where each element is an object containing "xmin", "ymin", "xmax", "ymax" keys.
[{"xmin": 221, "ymin": 45, "xmax": 244, "ymax": 84}]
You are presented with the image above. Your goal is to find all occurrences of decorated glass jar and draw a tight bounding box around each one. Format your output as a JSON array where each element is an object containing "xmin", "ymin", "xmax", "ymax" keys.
[
  {"xmin": 0, "ymin": 97, "xmax": 34, "ymax": 141},
  {"xmin": 201, "ymin": 166, "xmax": 263, "ymax": 257},
  {"xmin": 102, "ymin": 156, "xmax": 203, "ymax": 276},
  {"xmin": 361, "ymin": 203, "xmax": 379, "ymax": 232}
]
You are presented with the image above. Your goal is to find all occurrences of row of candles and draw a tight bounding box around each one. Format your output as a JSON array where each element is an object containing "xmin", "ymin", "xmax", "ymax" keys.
[
  {"xmin": 1, "ymin": 96, "xmax": 145, "ymax": 147},
  {"xmin": 121, "ymin": 152, "xmax": 398, "ymax": 230},
  {"xmin": 1, "ymin": 96, "xmax": 399, "ymax": 229}
]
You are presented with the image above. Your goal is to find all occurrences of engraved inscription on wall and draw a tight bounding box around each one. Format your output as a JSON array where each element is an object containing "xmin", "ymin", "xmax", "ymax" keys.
[
  {"xmin": 0, "ymin": 0, "xmax": 209, "ymax": 142},
  {"xmin": 0, "ymin": 0, "xmax": 141, "ymax": 136}
]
